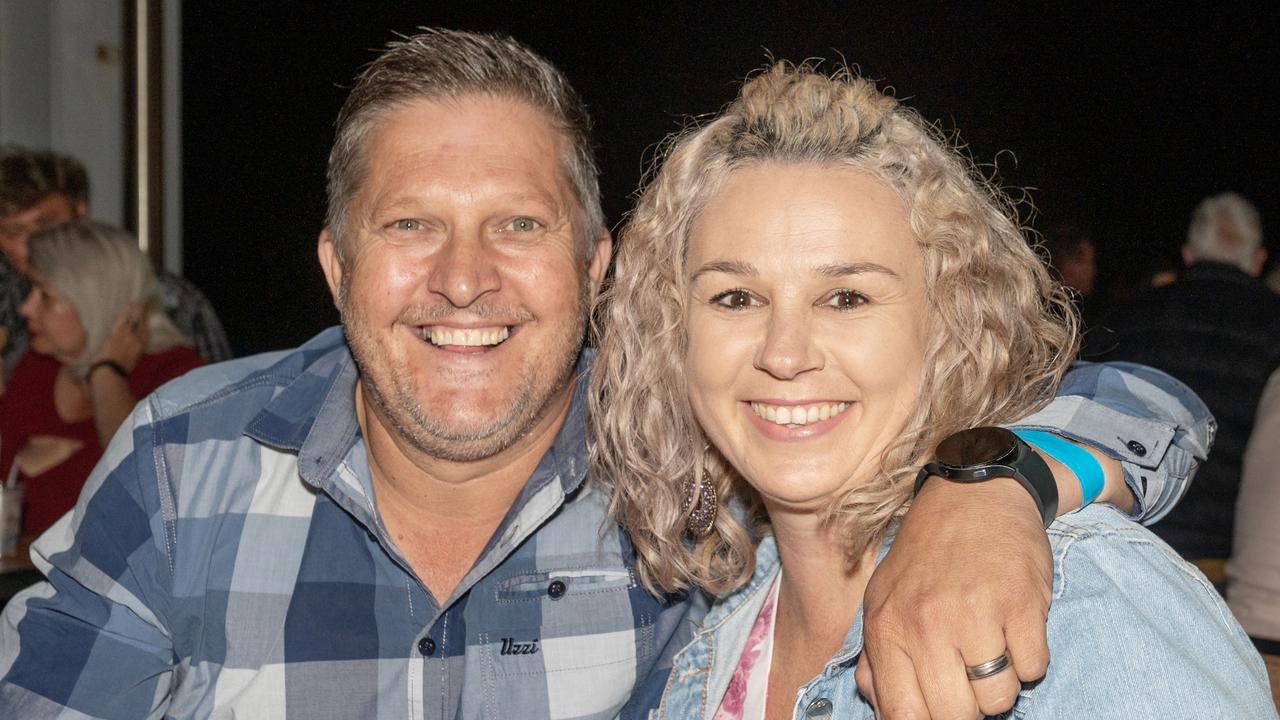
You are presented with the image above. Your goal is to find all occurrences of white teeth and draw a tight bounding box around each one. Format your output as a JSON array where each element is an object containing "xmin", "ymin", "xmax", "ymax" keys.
[
  {"xmin": 424, "ymin": 326, "xmax": 510, "ymax": 347},
  {"xmin": 751, "ymin": 401, "xmax": 849, "ymax": 427}
]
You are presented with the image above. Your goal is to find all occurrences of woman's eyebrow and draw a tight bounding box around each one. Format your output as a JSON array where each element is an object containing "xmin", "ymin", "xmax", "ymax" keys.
[
  {"xmin": 815, "ymin": 261, "xmax": 900, "ymax": 279},
  {"xmin": 690, "ymin": 259, "xmax": 757, "ymax": 281}
]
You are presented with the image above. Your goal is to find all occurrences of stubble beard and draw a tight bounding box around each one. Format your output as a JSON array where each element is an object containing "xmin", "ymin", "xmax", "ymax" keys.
[{"xmin": 339, "ymin": 274, "xmax": 590, "ymax": 463}]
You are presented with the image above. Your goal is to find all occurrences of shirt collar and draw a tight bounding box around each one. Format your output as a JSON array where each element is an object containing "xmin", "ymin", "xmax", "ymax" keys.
[{"xmin": 242, "ymin": 327, "xmax": 594, "ymax": 524}]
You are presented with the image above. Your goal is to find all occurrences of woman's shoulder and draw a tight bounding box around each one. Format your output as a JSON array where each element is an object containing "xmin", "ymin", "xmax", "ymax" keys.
[
  {"xmin": 1044, "ymin": 504, "xmax": 1230, "ymax": 623},
  {"xmin": 131, "ymin": 344, "xmax": 206, "ymax": 397},
  {"xmin": 1014, "ymin": 504, "xmax": 1274, "ymax": 718}
]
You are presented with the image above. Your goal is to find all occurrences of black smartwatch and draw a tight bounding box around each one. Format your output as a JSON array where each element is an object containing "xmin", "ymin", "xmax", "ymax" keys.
[{"xmin": 914, "ymin": 426, "xmax": 1059, "ymax": 527}]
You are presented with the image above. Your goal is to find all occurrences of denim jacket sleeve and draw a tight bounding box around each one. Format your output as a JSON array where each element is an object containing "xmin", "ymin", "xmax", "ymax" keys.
[{"xmin": 1008, "ymin": 361, "xmax": 1214, "ymax": 524}]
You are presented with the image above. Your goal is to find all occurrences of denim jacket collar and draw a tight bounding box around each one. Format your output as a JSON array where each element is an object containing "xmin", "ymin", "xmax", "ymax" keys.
[{"xmin": 657, "ymin": 533, "xmax": 896, "ymax": 720}]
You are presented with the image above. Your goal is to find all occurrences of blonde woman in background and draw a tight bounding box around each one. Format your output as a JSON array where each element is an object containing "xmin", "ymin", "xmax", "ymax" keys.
[
  {"xmin": 0, "ymin": 221, "xmax": 203, "ymax": 535},
  {"xmin": 592, "ymin": 63, "xmax": 1275, "ymax": 719}
]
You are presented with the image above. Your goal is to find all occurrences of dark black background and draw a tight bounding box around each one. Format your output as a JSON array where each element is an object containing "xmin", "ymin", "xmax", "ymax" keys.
[{"xmin": 182, "ymin": 2, "xmax": 1279, "ymax": 357}]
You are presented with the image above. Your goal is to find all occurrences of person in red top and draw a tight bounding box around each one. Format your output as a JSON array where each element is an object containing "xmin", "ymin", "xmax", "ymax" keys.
[{"xmin": 0, "ymin": 221, "xmax": 203, "ymax": 535}]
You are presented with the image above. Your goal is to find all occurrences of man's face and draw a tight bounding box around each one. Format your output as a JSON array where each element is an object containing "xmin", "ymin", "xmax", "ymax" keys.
[
  {"xmin": 319, "ymin": 95, "xmax": 610, "ymax": 463},
  {"xmin": 0, "ymin": 193, "xmax": 83, "ymax": 274}
]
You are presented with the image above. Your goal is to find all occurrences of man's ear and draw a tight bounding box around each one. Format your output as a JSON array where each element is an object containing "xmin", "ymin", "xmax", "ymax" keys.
[
  {"xmin": 1181, "ymin": 244, "xmax": 1195, "ymax": 267},
  {"xmin": 74, "ymin": 199, "xmax": 88, "ymax": 219},
  {"xmin": 586, "ymin": 228, "xmax": 613, "ymax": 298},
  {"xmin": 317, "ymin": 228, "xmax": 344, "ymax": 307}
]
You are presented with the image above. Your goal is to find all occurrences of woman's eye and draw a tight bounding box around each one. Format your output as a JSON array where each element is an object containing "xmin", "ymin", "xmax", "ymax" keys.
[
  {"xmin": 392, "ymin": 219, "xmax": 424, "ymax": 232},
  {"xmin": 710, "ymin": 289, "xmax": 755, "ymax": 309},
  {"xmin": 504, "ymin": 217, "xmax": 542, "ymax": 232},
  {"xmin": 826, "ymin": 289, "xmax": 868, "ymax": 310}
]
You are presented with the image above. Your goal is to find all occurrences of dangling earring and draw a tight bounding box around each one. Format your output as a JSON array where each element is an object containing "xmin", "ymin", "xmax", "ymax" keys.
[{"xmin": 683, "ymin": 449, "xmax": 718, "ymax": 538}]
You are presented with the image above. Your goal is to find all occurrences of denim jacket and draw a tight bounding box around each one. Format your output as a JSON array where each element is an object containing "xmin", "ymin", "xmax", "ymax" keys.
[{"xmin": 653, "ymin": 506, "xmax": 1276, "ymax": 720}]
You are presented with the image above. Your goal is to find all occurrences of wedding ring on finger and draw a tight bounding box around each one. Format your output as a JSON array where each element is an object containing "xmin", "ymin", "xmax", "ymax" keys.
[{"xmin": 965, "ymin": 653, "xmax": 1011, "ymax": 680}]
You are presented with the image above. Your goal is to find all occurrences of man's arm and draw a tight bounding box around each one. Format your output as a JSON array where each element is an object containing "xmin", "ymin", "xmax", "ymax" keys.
[
  {"xmin": 857, "ymin": 361, "xmax": 1212, "ymax": 719},
  {"xmin": 0, "ymin": 402, "xmax": 175, "ymax": 717}
]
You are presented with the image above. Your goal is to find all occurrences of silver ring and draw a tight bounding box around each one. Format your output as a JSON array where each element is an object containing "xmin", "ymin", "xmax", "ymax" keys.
[{"xmin": 965, "ymin": 653, "xmax": 1011, "ymax": 680}]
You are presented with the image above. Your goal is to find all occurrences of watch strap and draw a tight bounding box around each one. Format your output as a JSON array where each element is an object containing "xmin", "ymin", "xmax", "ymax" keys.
[{"xmin": 1010, "ymin": 440, "xmax": 1058, "ymax": 527}]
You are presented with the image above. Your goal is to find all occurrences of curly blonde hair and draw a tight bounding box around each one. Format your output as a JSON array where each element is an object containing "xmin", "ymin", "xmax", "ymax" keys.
[{"xmin": 590, "ymin": 62, "xmax": 1080, "ymax": 597}]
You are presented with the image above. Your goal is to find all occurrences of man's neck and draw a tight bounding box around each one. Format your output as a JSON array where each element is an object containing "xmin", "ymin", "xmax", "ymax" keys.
[{"xmin": 354, "ymin": 378, "xmax": 577, "ymax": 602}]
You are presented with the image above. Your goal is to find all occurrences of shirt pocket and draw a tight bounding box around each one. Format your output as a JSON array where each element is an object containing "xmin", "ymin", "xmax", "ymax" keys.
[{"xmin": 476, "ymin": 567, "xmax": 646, "ymax": 720}]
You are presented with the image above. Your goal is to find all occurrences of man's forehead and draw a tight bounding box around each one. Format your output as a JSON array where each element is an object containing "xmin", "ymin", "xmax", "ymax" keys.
[
  {"xmin": 356, "ymin": 95, "xmax": 576, "ymax": 205},
  {"xmin": 367, "ymin": 95, "xmax": 565, "ymax": 161}
]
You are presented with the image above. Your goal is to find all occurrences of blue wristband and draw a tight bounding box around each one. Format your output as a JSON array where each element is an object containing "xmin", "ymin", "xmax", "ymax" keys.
[{"xmin": 1012, "ymin": 429, "xmax": 1106, "ymax": 506}]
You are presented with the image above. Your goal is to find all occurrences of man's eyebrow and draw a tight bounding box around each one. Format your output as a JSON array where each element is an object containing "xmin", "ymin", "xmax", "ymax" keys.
[
  {"xmin": 690, "ymin": 260, "xmax": 757, "ymax": 281},
  {"xmin": 815, "ymin": 262, "xmax": 901, "ymax": 279}
]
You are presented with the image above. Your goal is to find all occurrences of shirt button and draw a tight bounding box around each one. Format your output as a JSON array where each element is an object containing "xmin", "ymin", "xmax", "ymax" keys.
[
  {"xmin": 1126, "ymin": 440, "xmax": 1147, "ymax": 457},
  {"xmin": 547, "ymin": 579, "xmax": 567, "ymax": 599},
  {"xmin": 804, "ymin": 697, "xmax": 833, "ymax": 719},
  {"xmin": 418, "ymin": 636, "xmax": 436, "ymax": 656}
]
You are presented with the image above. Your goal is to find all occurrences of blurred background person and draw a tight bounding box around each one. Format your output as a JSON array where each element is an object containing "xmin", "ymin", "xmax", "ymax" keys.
[
  {"xmin": 1230, "ymin": 369, "xmax": 1280, "ymax": 706},
  {"xmin": 0, "ymin": 146, "xmax": 232, "ymax": 384},
  {"xmin": 0, "ymin": 221, "xmax": 204, "ymax": 536},
  {"xmin": 1040, "ymin": 223, "xmax": 1100, "ymax": 327},
  {"xmin": 1087, "ymin": 192, "xmax": 1280, "ymax": 584}
]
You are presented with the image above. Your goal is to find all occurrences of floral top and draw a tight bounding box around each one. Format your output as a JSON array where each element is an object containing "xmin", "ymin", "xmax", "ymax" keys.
[{"xmin": 713, "ymin": 572, "xmax": 781, "ymax": 720}]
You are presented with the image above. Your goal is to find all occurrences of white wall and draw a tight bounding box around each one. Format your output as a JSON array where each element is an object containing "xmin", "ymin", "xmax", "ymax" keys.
[{"xmin": 0, "ymin": 0, "xmax": 126, "ymax": 227}]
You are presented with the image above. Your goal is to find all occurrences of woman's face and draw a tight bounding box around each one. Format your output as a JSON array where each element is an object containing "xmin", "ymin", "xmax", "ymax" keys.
[
  {"xmin": 19, "ymin": 271, "xmax": 87, "ymax": 363},
  {"xmin": 684, "ymin": 163, "xmax": 928, "ymax": 514}
]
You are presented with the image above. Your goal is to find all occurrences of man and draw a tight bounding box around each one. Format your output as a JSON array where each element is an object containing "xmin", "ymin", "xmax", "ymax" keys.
[
  {"xmin": 1090, "ymin": 192, "xmax": 1280, "ymax": 571},
  {"xmin": 0, "ymin": 146, "xmax": 233, "ymax": 376},
  {"xmin": 0, "ymin": 30, "xmax": 1209, "ymax": 719}
]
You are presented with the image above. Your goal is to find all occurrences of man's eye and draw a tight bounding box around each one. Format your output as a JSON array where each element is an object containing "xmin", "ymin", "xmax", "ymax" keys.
[
  {"xmin": 710, "ymin": 289, "xmax": 755, "ymax": 309},
  {"xmin": 504, "ymin": 217, "xmax": 542, "ymax": 232},
  {"xmin": 826, "ymin": 289, "xmax": 869, "ymax": 310},
  {"xmin": 392, "ymin": 219, "xmax": 424, "ymax": 231}
]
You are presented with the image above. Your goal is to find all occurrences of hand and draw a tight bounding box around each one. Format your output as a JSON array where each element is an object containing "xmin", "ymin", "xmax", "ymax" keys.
[
  {"xmin": 857, "ymin": 476, "xmax": 1052, "ymax": 719},
  {"xmin": 93, "ymin": 304, "xmax": 148, "ymax": 373}
]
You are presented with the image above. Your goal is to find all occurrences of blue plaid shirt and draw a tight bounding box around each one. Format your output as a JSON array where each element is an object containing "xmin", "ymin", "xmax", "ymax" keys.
[{"xmin": 0, "ymin": 328, "xmax": 1204, "ymax": 719}]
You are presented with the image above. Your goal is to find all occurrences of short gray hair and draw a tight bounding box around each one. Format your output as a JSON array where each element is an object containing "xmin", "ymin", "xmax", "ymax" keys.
[
  {"xmin": 325, "ymin": 28, "xmax": 604, "ymax": 259},
  {"xmin": 28, "ymin": 221, "xmax": 187, "ymax": 377},
  {"xmin": 1187, "ymin": 192, "xmax": 1262, "ymax": 273}
]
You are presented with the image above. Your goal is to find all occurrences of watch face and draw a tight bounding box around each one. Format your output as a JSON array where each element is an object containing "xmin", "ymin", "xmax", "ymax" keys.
[{"xmin": 935, "ymin": 427, "xmax": 1019, "ymax": 469}]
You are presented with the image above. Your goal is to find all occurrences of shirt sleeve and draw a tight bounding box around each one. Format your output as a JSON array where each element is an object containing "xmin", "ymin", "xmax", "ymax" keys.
[
  {"xmin": 0, "ymin": 398, "xmax": 176, "ymax": 718},
  {"xmin": 1007, "ymin": 360, "xmax": 1214, "ymax": 524},
  {"xmin": 1226, "ymin": 367, "xmax": 1280, "ymax": 643},
  {"xmin": 1010, "ymin": 507, "xmax": 1274, "ymax": 719}
]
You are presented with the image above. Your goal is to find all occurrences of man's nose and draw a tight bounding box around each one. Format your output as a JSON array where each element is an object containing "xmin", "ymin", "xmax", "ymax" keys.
[
  {"xmin": 753, "ymin": 309, "xmax": 823, "ymax": 380},
  {"xmin": 426, "ymin": 229, "xmax": 501, "ymax": 307}
]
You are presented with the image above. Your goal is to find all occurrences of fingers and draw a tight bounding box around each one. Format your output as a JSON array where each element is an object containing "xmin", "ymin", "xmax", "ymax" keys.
[
  {"xmin": 854, "ymin": 654, "xmax": 877, "ymax": 712},
  {"xmin": 913, "ymin": 644, "xmax": 980, "ymax": 720},
  {"xmin": 961, "ymin": 645, "xmax": 1020, "ymax": 717},
  {"xmin": 859, "ymin": 620, "xmax": 930, "ymax": 719},
  {"xmin": 1004, "ymin": 600, "xmax": 1050, "ymax": 682}
]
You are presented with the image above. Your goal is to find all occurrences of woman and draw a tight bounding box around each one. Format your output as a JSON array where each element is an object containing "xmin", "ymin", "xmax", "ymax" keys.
[
  {"xmin": 591, "ymin": 63, "xmax": 1274, "ymax": 718},
  {"xmin": 0, "ymin": 221, "xmax": 203, "ymax": 535}
]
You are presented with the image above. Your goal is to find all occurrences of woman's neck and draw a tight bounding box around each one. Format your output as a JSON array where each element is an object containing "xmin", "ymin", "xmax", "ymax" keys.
[
  {"xmin": 762, "ymin": 504, "xmax": 880, "ymax": 720},
  {"xmin": 769, "ymin": 512, "xmax": 878, "ymax": 646}
]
